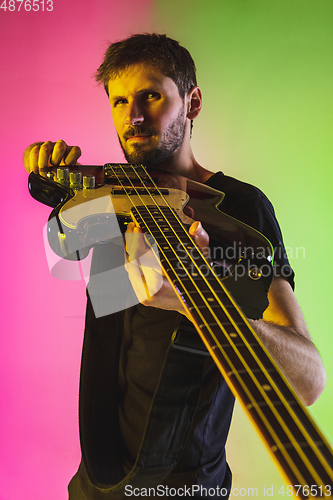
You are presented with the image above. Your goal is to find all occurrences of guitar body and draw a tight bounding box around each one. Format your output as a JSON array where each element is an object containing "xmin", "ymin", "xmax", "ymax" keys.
[{"xmin": 28, "ymin": 164, "xmax": 333, "ymax": 498}]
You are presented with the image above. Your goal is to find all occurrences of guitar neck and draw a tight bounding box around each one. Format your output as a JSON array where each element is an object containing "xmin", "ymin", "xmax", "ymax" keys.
[{"xmin": 131, "ymin": 204, "xmax": 333, "ymax": 499}]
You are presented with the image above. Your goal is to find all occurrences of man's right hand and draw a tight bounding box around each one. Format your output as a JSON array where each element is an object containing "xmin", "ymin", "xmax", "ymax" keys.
[{"xmin": 23, "ymin": 140, "xmax": 81, "ymax": 173}]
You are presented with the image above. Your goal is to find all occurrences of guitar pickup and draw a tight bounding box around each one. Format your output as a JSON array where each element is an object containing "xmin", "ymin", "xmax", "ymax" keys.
[
  {"xmin": 105, "ymin": 175, "xmax": 160, "ymax": 185},
  {"xmin": 111, "ymin": 187, "xmax": 169, "ymax": 195}
]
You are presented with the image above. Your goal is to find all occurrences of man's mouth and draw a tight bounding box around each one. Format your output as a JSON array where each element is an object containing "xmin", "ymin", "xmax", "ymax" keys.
[
  {"xmin": 123, "ymin": 126, "xmax": 156, "ymax": 142},
  {"xmin": 126, "ymin": 134, "xmax": 151, "ymax": 141}
]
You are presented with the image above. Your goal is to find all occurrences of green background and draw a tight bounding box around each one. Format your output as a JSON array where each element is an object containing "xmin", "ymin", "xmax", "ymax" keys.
[
  {"xmin": 2, "ymin": 0, "xmax": 331, "ymax": 496},
  {"xmin": 153, "ymin": 0, "xmax": 333, "ymax": 494}
]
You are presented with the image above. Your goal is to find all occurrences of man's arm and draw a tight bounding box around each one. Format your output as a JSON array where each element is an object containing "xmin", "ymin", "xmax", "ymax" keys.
[
  {"xmin": 125, "ymin": 223, "xmax": 326, "ymax": 406},
  {"xmin": 249, "ymin": 277, "xmax": 326, "ymax": 406}
]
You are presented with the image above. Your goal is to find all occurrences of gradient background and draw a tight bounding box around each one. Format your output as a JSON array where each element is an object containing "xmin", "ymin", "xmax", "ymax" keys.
[{"xmin": 1, "ymin": 1, "xmax": 332, "ymax": 498}]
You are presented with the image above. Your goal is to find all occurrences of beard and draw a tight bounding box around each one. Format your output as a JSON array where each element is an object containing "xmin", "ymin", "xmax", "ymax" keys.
[{"xmin": 118, "ymin": 107, "xmax": 186, "ymax": 168}]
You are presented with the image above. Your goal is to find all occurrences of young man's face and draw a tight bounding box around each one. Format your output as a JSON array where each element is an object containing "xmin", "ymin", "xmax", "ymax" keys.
[{"xmin": 107, "ymin": 63, "xmax": 187, "ymax": 167}]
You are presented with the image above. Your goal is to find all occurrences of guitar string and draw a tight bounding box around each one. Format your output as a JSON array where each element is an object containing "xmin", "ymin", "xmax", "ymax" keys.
[
  {"xmin": 124, "ymin": 167, "xmax": 333, "ymax": 475},
  {"xmin": 125, "ymin": 165, "xmax": 333, "ymax": 482},
  {"xmin": 124, "ymin": 167, "xmax": 332, "ymax": 484},
  {"xmin": 112, "ymin": 164, "xmax": 331, "ymax": 486},
  {"xmin": 109, "ymin": 163, "xmax": 331, "ymax": 485}
]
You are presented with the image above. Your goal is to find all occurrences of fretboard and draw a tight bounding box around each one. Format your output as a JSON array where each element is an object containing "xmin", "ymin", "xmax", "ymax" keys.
[{"xmin": 131, "ymin": 204, "xmax": 333, "ymax": 499}]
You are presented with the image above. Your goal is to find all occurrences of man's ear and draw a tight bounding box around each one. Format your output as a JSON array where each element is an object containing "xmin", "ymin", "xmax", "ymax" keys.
[{"xmin": 186, "ymin": 86, "xmax": 202, "ymax": 120}]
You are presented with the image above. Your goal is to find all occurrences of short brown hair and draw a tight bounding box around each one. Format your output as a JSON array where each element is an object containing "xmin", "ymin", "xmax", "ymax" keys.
[{"xmin": 95, "ymin": 33, "xmax": 197, "ymax": 99}]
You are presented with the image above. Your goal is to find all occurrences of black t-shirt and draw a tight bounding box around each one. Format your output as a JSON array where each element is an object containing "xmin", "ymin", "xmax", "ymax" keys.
[{"xmin": 205, "ymin": 172, "xmax": 294, "ymax": 288}]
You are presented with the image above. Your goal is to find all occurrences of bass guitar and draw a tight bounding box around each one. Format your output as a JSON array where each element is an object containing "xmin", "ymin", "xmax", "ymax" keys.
[{"xmin": 28, "ymin": 163, "xmax": 333, "ymax": 498}]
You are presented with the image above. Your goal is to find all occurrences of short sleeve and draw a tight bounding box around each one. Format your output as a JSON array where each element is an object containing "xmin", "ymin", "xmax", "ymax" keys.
[
  {"xmin": 224, "ymin": 193, "xmax": 294, "ymax": 290},
  {"xmin": 205, "ymin": 173, "xmax": 295, "ymax": 290}
]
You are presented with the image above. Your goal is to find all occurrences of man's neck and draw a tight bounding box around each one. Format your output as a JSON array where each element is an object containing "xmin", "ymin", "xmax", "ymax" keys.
[{"xmin": 148, "ymin": 145, "xmax": 215, "ymax": 184}]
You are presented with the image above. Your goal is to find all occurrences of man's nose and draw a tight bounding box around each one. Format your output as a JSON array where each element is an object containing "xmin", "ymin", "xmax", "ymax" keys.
[{"xmin": 126, "ymin": 101, "xmax": 144, "ymax": 126}]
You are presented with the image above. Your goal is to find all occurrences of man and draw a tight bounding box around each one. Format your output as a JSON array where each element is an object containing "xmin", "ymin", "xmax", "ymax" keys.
[{"xmin": 24, "ymin": 34, "xmax": 326, "ymax": 499}]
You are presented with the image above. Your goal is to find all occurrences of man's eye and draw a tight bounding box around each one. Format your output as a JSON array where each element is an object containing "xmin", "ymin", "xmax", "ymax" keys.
[
  {"xmin": 114, "ymin": 99, "xmax": 127, "ymax": 107},
  {"xmin": 146, "ymin": 92, "xmax": 160, "ymax": 100}
]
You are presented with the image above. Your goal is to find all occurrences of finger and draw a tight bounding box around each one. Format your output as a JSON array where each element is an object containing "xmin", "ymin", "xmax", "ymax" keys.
[
  {"xmin": 125, "ymin": 222, "xmax": 136, "ymax": 234},
  {"xmin": 189, "ymin": 221, "xmax": 210, "ymax": 257},
  {"xmin": 62, "ymin": 145, "xmax": 82, "ymax": 165},
  {"xmin": 140, "ymin": 267, "xmax": 164, "ymax": 301},
  {"xmin": 29, "ymin": 145, "xmax": 41, "ymax": 173},
  {"xmin": 124, "ymin": 222, "xmax": 136, "ymax": 255},
  {"xmin": 125, "ymin": 225, "xmax": 145, "ymax": 259},
  {"xmin": 124, "ymin": 222, "xmax": 134, "ymax": 255},
  {"xmin": 125, "ymin": 260, "xmax": 150, "ymax": 302},
  {"xmin": 139, "ymin": 248, "xmax": 163, "ymax": 278},
  {"xmin": 50, "ymin": 140, "xmax": 67, "ymax": 166},
  {"xmin": 38, "ymin": 141, "xmax": 55, "ymax": 171},
  {"xmin": 125, "ymin": 257, "xmax": 164, "ymax": 303}
]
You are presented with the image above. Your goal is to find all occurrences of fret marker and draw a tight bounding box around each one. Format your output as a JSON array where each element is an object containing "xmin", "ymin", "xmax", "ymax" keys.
[
  {"xmin": 271, "ymin": 445, "xmax": 278, "ymax": 453},
  {"xmin": 262, "ymin": 384, "xmax": 272, "ymax": 391},
  {"xmin": 229, "ymin": 333, "xmax": 238, "ymax": 338},
  {"xmin": 207, "ymin": 298, "xmax": 215, "ymax": 302}
]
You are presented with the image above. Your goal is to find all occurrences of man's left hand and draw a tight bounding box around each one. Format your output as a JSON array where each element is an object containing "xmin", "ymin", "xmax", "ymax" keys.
[{"xmin": 124, "ymin": 220, "xmax": 209, "ymax": 314}]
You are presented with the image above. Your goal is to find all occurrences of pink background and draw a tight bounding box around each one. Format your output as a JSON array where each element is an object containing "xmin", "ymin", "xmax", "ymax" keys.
[
  {"xmin": 0, "ymin": 1, "xmax": 153, "ymax": 498},
  {"xmin": 1, "ymin": 1, "xmax": 332, "ymax": 498}
]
